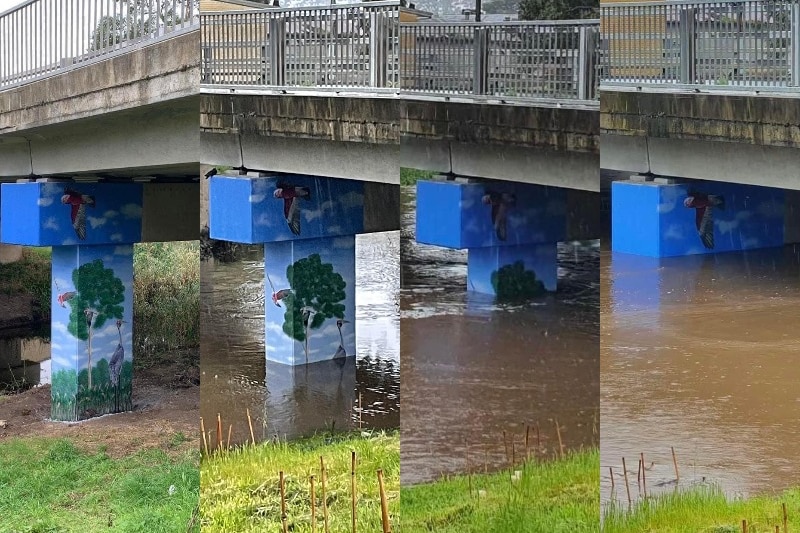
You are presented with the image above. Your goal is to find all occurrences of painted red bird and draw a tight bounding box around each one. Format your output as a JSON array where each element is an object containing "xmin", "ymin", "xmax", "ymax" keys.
[
  {"xmin": 57, "ymin": 291, "xmax": 76, "ymax": 308},
  {"xmin": 266, "ymin": 272, "xmax": 292, "ymax": 307},
  {"xmin": 481, "ymin": 190, "xmax": 516, "ymax": 241},
  {"xmin": 684, "ymin": 192, "xmax": 725, "ymax": 249},
  {"xmin": 273, "ymin": 182, "xmax": 311, "ymax": 235},
  {"xmin": 61, "ymin": 188, "xmax": 95, "ymax": 240}
]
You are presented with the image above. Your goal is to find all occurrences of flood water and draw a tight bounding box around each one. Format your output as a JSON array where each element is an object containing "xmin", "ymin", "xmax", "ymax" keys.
[
  {"xmin": 200, "ymin": 232, "xmax": 400, "ymax": 445},
  {"xmin": 400, "ymin": 187, "xmax": 600, "ymax": 486},
  {"xmin": 601, "ymin": 243, "xmax": 800, "ymax": 505}
]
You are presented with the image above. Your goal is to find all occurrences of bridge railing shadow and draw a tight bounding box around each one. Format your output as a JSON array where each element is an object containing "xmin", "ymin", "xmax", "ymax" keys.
[
  {"xmin": 0, "ymin": 0, "xmax": 200, "ymax": 91},
  {"xmin": 600, "ymin": 0, "xmax": 800, "ymax": 91}
]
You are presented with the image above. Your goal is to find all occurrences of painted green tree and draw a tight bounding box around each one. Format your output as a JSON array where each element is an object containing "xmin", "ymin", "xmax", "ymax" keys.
[
  {"xmin": 491, "ymin": 260, "xmax": 546, "ymax": 299},
  {"xmin": 67, "ymin": 259, "xmax": 125, "ymax": 390},
  {"xmin": 281, "ymin": 254, "xmax": 347, "ymax": 360}
]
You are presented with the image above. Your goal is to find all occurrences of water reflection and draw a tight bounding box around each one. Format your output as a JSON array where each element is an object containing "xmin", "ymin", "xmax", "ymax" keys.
[
  {"xmin": 601, "ymin": 243, "xmax": 800, "ymax": 505},
  {"xmin": 400, "ymin": 187, "xmax": 600, "ymax": 485},
  {"xmin": 0, "ymin": 336, "xmax": 51, "ymax": 389},
  {"xmin": 200, "ymin": 232, "xmax": 400, "ymax": 445}
]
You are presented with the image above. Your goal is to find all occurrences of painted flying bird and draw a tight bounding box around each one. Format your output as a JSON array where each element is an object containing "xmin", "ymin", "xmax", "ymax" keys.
[
  {"xmin": 266, "ymin": 272, "xmax": 292, "ymax": 307},
  {"xmin": 333, "ymin": 319, "xmax": 350, "ymax": 359},
  {"xmin": 57, "ymin": 291, "xmax": 77, "ymax": 308},
  {"xmin": 481, "ymin": 190, "xmax": 516, "ymax": 241},
  {"xmin": 684, "ymin": 192, "xmax": 725, "ymax": 249},
  {"xmin": 204, "ymin": 167, "xmax": 218, "ymax": 179},
  {"xmin": 109, "ymin": 319, "xmax": 125, "ymax": 388},
  {"xmin": 61, "ymin": 188, "xmax": 95, "ymax": 240},
  {"xmin": 274, "ymin": 182, "xmax": 311, "ymax": 236}
]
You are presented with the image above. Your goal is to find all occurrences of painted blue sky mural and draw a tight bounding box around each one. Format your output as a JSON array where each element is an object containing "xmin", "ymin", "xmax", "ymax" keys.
[
  {"xmin": 1, "ymin": 182, "xmax": 142, "ymax": 246},
  {"xmin": 50, "ymin": 245, "xmax": 134, "ymax": 375},
  {"xmin": 210, "ymin": 175, "xmax": 365, "ymax": 244},
  {"xmin": 264, "ymin": 236, "xmax": 356, "ymax": 365}
]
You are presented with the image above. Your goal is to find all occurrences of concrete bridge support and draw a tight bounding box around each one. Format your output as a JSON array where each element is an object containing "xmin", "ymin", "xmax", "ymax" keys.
[
  {"xmin": 415, "ymin": 179, "xmax": 566, "ymax": 296},
  {"xmin": 209, "ymin": 172, "xmax": 372, "ymax": 367},
  {"xmin": 0, "ymin": 179, "xmax": 198, "ymax": 421},
  {"xmin": 611, "ymin": 176, "xmax": 791, "ymax": 257}
]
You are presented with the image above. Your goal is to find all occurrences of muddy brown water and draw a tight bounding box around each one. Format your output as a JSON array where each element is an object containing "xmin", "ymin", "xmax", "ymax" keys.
[
  {"xmin": 200, "ymin": 232, "xmax": 400, "ymax": 446},
  {"xmin": 400, "ymin": 187, "xmax": 600, "ymax": 486},
  {"xmin": 600, "ymin": 243, "xmax": 800, "ymax": 506}
]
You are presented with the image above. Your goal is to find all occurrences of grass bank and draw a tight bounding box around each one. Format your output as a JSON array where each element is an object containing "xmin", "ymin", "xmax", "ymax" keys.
[
  {"xmin": 401, "ymin": 168, "xmax": 435, "ymax": 186},
  {"xmin": 200, "ymin": 431, "xmax": 399, "ymax": 532},
  {"xmin": 401, "ymin": 448, "xmax": 599, "ymax": 532},
  {"xmin": 0, "ymin": 247, "xmax": 51, "ymax": 323},
  {"xmin": 0, "ymin": 437, "xmax": 199, "ymax": 533},
  {"xmin": 603, "ymin": 485, "xmax": 800, "ymax": 533}
]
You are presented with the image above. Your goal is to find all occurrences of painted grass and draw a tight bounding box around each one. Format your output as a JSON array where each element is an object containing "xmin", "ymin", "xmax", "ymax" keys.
[
  {"xmin": 200, "ymin": 431, "xmax": 399, "ymax": 533},
  {"xmin": 603, "ymin": 485, "xmax": 800, "ymax": 533},
  {"xmin": 400, "ymin": 168, "xmax": 436, "ymax": 186},
  {"xmin": 401, "ymin": 448, "xmax": 600, "ymax": 533},
  {"xmin": 0, "ymin": 437, "xmax": 200, "ymax": 533}
]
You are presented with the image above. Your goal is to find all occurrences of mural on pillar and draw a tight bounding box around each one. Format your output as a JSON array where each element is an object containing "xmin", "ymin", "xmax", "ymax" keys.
[
  {"xmin": 50, "ymin": 245, "xmax": 134, "ymax": 421},
  {"xmin": 0, "ymin": 182, "xmax": 142, "ymax": 246},
  {"xmin": 468, "ymin": 244, "xmax": 558, "ymax": 297},
  {"xmin": 208, "ymin": 175, "xmax": 364, "ymax": 244},
  {"xmin": 661, "ymin": 182, "xmax": 785, "ymax": 256},
  {"xmin": 264, "ymin": 236, "xmax": 356, "ymax": 366}
]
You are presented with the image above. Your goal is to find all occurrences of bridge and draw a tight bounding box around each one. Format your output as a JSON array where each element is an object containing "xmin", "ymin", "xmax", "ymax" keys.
[
  {"xmin": 600, "ymin": 0, "xmax": 800, "ymax": 257},
  {"xmin": 0, "ymin": 0, "xmax": 200, "ymax": 421}
]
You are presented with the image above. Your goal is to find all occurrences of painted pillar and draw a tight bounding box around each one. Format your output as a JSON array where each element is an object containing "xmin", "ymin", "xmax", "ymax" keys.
[
  {"xmin": 209, "ymin": 173, "xmax": 364, "ymax": 366},
  {"xmin": 415, "ymin": 179, "xmax": 566, "ymax": 296},
  {"xmin": 0, "ymin": 181, "xmax": 142, "ymax": 421},
  {"xmin": 611, "ymin": 178, "xmax": 787, "ymax": 257}
]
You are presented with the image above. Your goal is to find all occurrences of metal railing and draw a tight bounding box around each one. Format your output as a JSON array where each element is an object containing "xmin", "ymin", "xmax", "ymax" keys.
[
  {"xmin": 400, "ymin": 20, "xmax": 600, "ymax": 101},
  {"xmin": 200, "ymin": 2, "xmax": 400, "ymax": 89},
  {"xmin": 601, "ymin": 0, "xmax": 800, "ymax": 88},
  {"xmin": 0, "ymin": 0, "xmax": 199, "ymax": 90}
]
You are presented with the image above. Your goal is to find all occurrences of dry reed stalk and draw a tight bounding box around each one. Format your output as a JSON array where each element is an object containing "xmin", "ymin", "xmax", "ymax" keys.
[
  {"xmin": 216, "ymin": 413, "xmax": 222, "ymax": 450},
  {"xmin": 640, "ymin": 452, "xmax": 647, "ymax": 498},
  {"xmin": 378, "ymin": 469, "xmax": 391, "ymax": 533},
  {"xmin": 465, "ymin": 440, "xmax": 472, "ymax": 497},
  {"xmin": 622, "ymin": 457, "xmax": 632, "ymax": 510},
  {"xmin": 503, "ymin": 431, "xmax": 509, "ymax": 464},
  {"xmin": 742, "ymin": 519, "xmax": 747, "ymax": 533},
  {"xmin": 555, "ymin": 419, "xmax": 564, "ymax": 458},
  {"xmin": 246, "ymin": 408, "xmax": 255, "ymax": 445},
  {"xmin": 358, "ymin": 392, "xmax": 363, "ymax": 430},
  {"xmin": 320, "ymin": 456, "xmax": 330, "ymax": 533},
  {"xmin": 535, "ymin": 422, "xmax": 541, "ymax": 450},
  {"xmin": 280, "ymin": 471, "xmax": 288, "ymax": 533},
  {"xmin": 310, "ymin": 475, "xmax": 316, "ymax": 533},
  {"xmin": 227, "ymin": 424, "xmax": 232, "ymax": 451},
  {"xmin": 609, "ymin": 467, "xmax": 615, "ymax": 492},
  {"xmin": 351, "ymin": 451, "xmax": 357, "ymax": 533},
  {"xmin": 525, "ymin": 425, "xmax": 531, "ymax": 461},
  {"xmin": 200, "ymin": 417, "xmax": 209, "ymax": 456},
  {"xmin": 511, "ymin": 438, "xmax": 516, "ymax": 468},
  {"xmin": 671, "ymin": 446, "xmax": 679, "ymax": 481}
]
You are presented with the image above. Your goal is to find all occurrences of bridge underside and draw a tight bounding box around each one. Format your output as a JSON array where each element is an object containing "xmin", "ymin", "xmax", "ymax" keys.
[
  {"xmin": 400, "ymin": 98, "xmax": 599, "ymax": 192},
  {"xmin": 601, "ymin": 89, "xmax": 800, "ymax": 191}
]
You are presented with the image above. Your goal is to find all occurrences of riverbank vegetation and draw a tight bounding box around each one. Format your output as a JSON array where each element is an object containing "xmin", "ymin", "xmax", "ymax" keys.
[
  {"xmin": 401, "ymin": 448, "xmax": 599, "ymax": 532},
  {"xmin": 200, "ymin": 431, "xmax": 399, "ymax": 532},
  {"xmin": 0, "ymin": 247, "xmax": 51, "ymax": 324},
  {"xmin": 400, "ymin": 168, "xmax": 436, "ymax": 186},
  {"xmin": 603, "ymin": 485, "xmax": 800, "ymax": 533},
  {"xmin": 0, "ymin": 437, "xmax": 199, "ymax": 533}
]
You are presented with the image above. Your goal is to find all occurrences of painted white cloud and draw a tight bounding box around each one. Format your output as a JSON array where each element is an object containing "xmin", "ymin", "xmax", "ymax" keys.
[
  {"xmin": 38, "ymin": 197, "xmax": 54, "ymax": 207},
  {"xmin": 121, "ymin": 203, "xmax": 142, "ymax": 219},
  {"xmin": 110, "ymin": 233, "xmax": 123, "ymax": 242},
  {"xmin": 103, "ymin": 210, "xmax": 119, "ymax": 219},
  {"xmin": 662, "ymin": 223, "xmax": 685, "ymax": 241},
  {"xmin": 332, "ymin": 237, "xmax": 354, "ymax": 249},
  {"xmin": 255, "ymin": 212, "xmax": 276, "ymax": 227},
  {"xmin": 113, "ymin": 246, "xmax": 133, "ymax": 256},
  {"xmin": 43, "ymin": 217, "xmax": 59, "ymax": 231},
  {"xmin": 87, "ymin": 216, "xmax": 106, "ymax": 229},
  {"xmin": 249, "ymin": 194, "xmax": 266, "ymax": 203}
]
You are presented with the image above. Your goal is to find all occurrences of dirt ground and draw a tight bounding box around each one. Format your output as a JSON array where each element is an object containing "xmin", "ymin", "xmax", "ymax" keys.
[{"xmin": 0, "ymin": 359, "xmax": 200, "ymax": 458}]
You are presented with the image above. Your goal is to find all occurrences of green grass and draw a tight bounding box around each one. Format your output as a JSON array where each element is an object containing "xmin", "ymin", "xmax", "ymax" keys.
[
  {"xmin": 603, "ymin": 485, "xmax": 800, "ymax": 533},
  {"xmin": 401, "ymin": 448, "xmax": 599, "ymax": 533},
  {"xmin": 401, "ymin": 168, "xmax": 436, "ymax": 186},
  {"xmin": 133, "ymin": 241, "xmax": 200, "ymax": 360},
  {"xmin": 0, "ymin": 438, "xmax": 199, "ymax": 533},
  {"xmin": 200, "ymin": 431, "xmax": 399, "ymax": 533},
  {"xmin": 0, "ymin": 247, "xmax": 51, "ymax": 322}
]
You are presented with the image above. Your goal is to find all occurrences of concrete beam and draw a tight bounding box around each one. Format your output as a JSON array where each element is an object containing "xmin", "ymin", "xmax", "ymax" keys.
[
  {"xmin": 0, "ymin": 31, "xmax": 199, "ymax": 135},
  {"xmin": 0, "ymin": 97, "xmax": 199, "ymax": 179}
]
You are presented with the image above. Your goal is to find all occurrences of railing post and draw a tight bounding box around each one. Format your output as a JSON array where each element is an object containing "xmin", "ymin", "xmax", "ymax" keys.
[
  {"xmin": 792, "ymin": 2, "xmax": 800, "ymax": 87},
  {"xmin": 269, "ymin": 16, "xmax": 286, "ymax": 86},
  {"xmin": 370, "ymin": 13, "xmax": 389, "ymax": 88},
  {"xmin": 201, "ymin": 45, "xmax": 212, "ymax": 84},
  {"xmin": 578, "ymin": 25, "xmax": 599, "ymax": 100},
  {"xmin": 473, "ymin": 27, "xmax": 490, "ymax": 95},
  {"xmin": 679, "ymin": 8, "xmax": 697, "ymax": 84}
]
